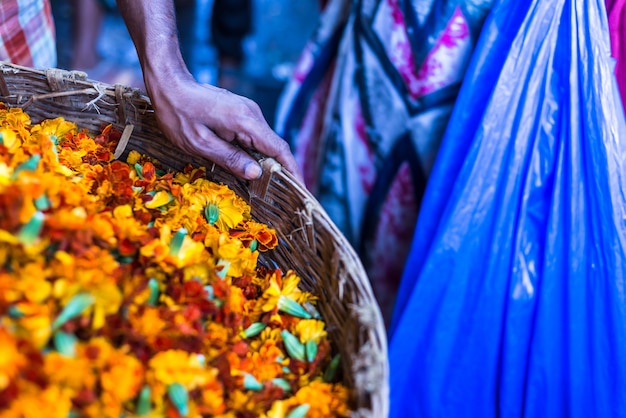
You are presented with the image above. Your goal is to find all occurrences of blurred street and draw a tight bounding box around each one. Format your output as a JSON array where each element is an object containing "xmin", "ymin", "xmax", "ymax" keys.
[{"xmin": 52, "ymin": 0, "xmax": 319, "ymax": 127}]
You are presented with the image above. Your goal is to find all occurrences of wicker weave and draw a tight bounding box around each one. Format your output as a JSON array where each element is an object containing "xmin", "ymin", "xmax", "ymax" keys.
[{"xmin": 0, "ymin": 62, "xmax": 389, "ymax": 417}]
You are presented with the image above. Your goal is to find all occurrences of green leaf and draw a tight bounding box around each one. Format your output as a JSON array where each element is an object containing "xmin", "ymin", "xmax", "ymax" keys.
[
  {"xmin": 135, "ymin": 385, "xmax": 152, "ymax": 416},
  {"xmin": 147, "ymin": 278, "xmax": 159, "ymax": 306},
  {"xmin": 169, "ymin": 228, "xmax": 188, "ymax": 256},
  {"xmin": 52, "ymin": 293, "xmax": 95, "ymax": 330},
  {"xmin": 278, "ymin": 296, "xmax": 311, "ymax": 319},
  {"xmin": 53, "ymin": 331, "xmax": 77, "ymax": 357},
  {"xmin": 305, "ymin": 340, "xmax": 318, "ymax": 363},
  {"xmin": 17, "ymin": 211, "xmax": 44, "ymax": 245},
  {"xmin": 241, "ymin": 322, "xmax": 267, "ymax": 339},
  {"xmin": 281, "ymin": 330, "xmax": 305, "ymax": 362},
  {"xmin": 243, "ymin": 372, "xmax": 263, "ymax": 391},
  {"xmin": 286, "ymin": 404, "xmax": 310, "ymax": 418},
  {"xmin": 204, "ymin": 203, "xmax": 219, "ymax": 225},
  {"xmin": 13, "ymin": 154, "xmax": 41, "ymax": 178},
  {"xmin": 167, "ymin": 383, "xmax": 189, "ymax": 417},
  {"xmin": 323, "ymin": 354, "xmax": 341, "ymax": 383}
]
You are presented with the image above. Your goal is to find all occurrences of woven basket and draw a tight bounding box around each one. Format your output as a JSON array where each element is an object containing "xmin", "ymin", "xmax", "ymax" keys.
[{"xmin": 0, "ymin": 62, "xmax": 389, "ymax": 417}]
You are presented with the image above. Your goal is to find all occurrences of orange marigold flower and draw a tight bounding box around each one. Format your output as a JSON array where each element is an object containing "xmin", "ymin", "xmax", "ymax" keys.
[
  {"xmin": 129, "ymin": 307, "xmax": 167, "ymax": 342},
  {"xmin": 230, "ymin": 220, "xmax": 278, "ymax": 252},
  {"xmin": 0, "ymin": 327, "xmax": 26, "ymax": 390},
  {"xmin": 2, "ymin": 382, "xmax": 74, "ymax": 418},
  {"xmin": 282, "ymin": 380, "xmax": 351, "ymax": 418},
  {"xmin": 45, "ymin": 352, "xmax": 96, "ymax": 392}
]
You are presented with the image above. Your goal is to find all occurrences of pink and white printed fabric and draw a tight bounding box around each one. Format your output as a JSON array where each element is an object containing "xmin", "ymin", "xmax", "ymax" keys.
[{"xmin": 276, "ymin": 0, "xmax": 493, "ymax": 323}]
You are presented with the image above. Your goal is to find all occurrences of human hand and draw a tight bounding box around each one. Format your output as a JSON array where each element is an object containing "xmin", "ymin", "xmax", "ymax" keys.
[
  {"xmin": 147, "ymin": 77, "xmax": 303, "ymax": 182},
  {"xmin": 115, "ymin": 0, "xmax": 300, "ymax": 181}
]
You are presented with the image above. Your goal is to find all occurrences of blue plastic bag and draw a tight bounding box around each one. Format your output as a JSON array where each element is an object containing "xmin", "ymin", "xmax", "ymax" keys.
[{"xmin": 388, "ymin": 0, "xmax": 626, "ymax": 415}]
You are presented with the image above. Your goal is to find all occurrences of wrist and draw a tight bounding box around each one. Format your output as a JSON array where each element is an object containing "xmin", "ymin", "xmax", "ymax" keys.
[{"xmin": 142, "ymin": 54, "xmax": 194, "ymax": 108}]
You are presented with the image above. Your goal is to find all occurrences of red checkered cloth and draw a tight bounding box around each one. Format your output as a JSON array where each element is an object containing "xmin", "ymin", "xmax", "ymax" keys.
[{"xmin": 0, "ymin": 0, "xmax": 56, "ymax": 69}]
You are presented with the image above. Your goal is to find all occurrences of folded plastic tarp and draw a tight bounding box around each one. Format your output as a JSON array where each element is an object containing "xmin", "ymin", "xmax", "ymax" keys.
[{"xmin": 388, "ymin": 0, "xmax": 626, "ymax": 415}]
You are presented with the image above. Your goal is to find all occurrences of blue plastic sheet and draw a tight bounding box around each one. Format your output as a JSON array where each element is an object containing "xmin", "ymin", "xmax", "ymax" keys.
[{"xmin": 388, "ymin": 0, "xmax": 626, "ymax": 415}]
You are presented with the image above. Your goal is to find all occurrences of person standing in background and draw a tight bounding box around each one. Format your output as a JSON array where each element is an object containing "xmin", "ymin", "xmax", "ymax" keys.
[
  {"xmin": 211, "ymin": 0, "xmax": 252, "ymax": 92},
  {"xmin": 275, "ymin": 0, "xmax": 493, "ymax": 323},
  {"xmin": 0, "ymin": 0, "xmax": 302, "ymax": 182},
  {"xmin": 0, "ymin": 0, "xmax": 56, "ymax": 69}
]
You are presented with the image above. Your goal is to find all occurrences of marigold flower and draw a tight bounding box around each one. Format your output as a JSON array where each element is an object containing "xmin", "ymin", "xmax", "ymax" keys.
[
  {"xmin": 0, "ymin": 327, "xmax": 25, "ymax": 390},
  {"xmin": 0, "ymin": 106, "xmax": 351, "ymax": 417},
  {"xmin": 2, "ymin": 382, "xmax": 74, "ymax": 418},
  {"xmin": 294, "ymin": 320, "xmax": 327, "ymax": 344},
  {"xmin": 283, "ymin": 380, "xmax": 351, "ymax": 418},
  {"xmin": 148, "ymin": 349, "xmax": 211, "ymax": 389}
]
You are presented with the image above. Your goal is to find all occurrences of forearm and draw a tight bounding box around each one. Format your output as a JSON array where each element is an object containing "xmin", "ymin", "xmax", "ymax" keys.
[
  {"xmin": 116, "ymin": 0, "xmax": 193, "ymax": 95},
  {"xmin": 114, "ymin": 0, "xmax": 302, "ymax": 181}
]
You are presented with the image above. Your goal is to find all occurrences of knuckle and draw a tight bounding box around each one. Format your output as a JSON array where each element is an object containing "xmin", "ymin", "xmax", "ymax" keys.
[{"xmin": 223, "ymin": 149, "xmax": 245, "ymax": 169}]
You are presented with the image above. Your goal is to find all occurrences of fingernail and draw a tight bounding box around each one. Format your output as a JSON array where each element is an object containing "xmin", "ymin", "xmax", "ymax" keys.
[{"xmin": 245, "ymin": 163, "xmax": 262, "ymax": 180}]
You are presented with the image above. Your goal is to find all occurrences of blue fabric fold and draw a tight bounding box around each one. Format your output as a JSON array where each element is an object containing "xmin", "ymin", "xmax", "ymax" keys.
[{"xmin": 388, "ymin": 0, "xmax": 626, "ymax": 415}]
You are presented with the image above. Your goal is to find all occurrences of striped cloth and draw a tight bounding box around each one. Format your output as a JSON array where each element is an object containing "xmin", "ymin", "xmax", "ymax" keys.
[{"xmin": 0, "ymin": 0, "xmax": 56, "ymax": 69}]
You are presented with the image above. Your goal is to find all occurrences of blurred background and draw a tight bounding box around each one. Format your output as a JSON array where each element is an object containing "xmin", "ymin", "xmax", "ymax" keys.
[{"xmin": 49, "ymin": 0, "xmax": 320, "ymax": 128}]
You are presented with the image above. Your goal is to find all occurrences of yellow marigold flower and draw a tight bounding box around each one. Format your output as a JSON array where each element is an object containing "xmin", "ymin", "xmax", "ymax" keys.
[
  {"xmin": 226, "ymin": 285, "xmax": 247, "ymax": 315},
  {"xmin": 227, "ymin": 390, "xmax": 257, "ymax": 414},
  {"xmin": 32, "ymin": 117, "xmax": 76, "ymax": 141},
  {"xmin": 12, "ymin": 301, "xmax": 52, "ymax": 349},
  {"xmin": 294, "ymin": 320, "xmax": 327, "ymax": 344},
  {"xmin": 183, "ymin": 263, "xmax": 211, "ymax": 283},
  {"xmin": 249, "ymin": 327, "xmax": 284, "ymax": 353},
  {"xmin": 144, "ymin": 190, "xmax": 174, "ymax": 209},
  {"xmin": 204, "ymin": 230, "xmax": 257, "ymax": 278},
  {"xmin": 111, "ymin": 204, "xmax": 147, "ymax": 242},
  {"xmin": 57, "ymin": 147, "xmax": 86, "ymax": 171},
  {"xmin": 0, "ymin": 271, "xmax": 21, "ymax": 302},
  {"xmin": 90, "ymin": 280, "xmax": 123, "ymax": 330},
  {"xmin": 256, "ymin": 271, "xmax": 308, "ymax": 315},
  {"xmin": 172, "ymin": 235, "xmax": 208, "ymax": 269},
  {"xmin": 15, "ymin": 262, "xmax": 52, "ymax": 303},
  {"xmin": 262, "ymin": 400, "xmax": 288, "ymax": 418},
  {"xmin": 126, "ymin": 149, "xmax": 142, "ymax": 165},
  {"xmin": 0, "ymin": 162, "xmax": 12, "ymax": 186},
  {"xmin": 0, "ymin": 127, "xmax": 19, "ymax": 153},
  {"xmin": 184, "ymin": 179, "xmax": 250, "ymax": 231},
  {"xmin": 4, "ymin": 107, "xmax": 30, "ymax": 127},
  {"xmin": 0, "ymin": 327, "xmax": 25, "ymax": 390},
  {"xmin": 148, "ymin": 349, "xmax": 210, "ymax": 389}
]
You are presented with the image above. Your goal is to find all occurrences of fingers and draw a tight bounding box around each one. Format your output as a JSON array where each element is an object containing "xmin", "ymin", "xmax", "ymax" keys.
[
  {"xmin": 194, "ymin": 126, "xmax": 263, "ymax": 180},
  {"xmin": 232, "ymin": 101, "xmax": 304, "ymax": 182},
  {"xmin": 154, "ymin": 83, "xmax": 303, "ymax": 182}
]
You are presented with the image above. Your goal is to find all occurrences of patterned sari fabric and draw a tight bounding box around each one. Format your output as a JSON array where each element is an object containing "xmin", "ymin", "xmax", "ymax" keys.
[
  {"xmin": 276, "ymin": 0, "xmax": 493, "ymax": 322},
  {"xmin": 606, "ymin": 0, "xmax": 626, "ymax": 109}
]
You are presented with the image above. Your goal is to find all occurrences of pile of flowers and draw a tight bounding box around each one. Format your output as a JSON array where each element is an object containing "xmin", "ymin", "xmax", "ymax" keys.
[{"xmin": 0, "ymin": 103, "xmax": 351, "ymax": 418}]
